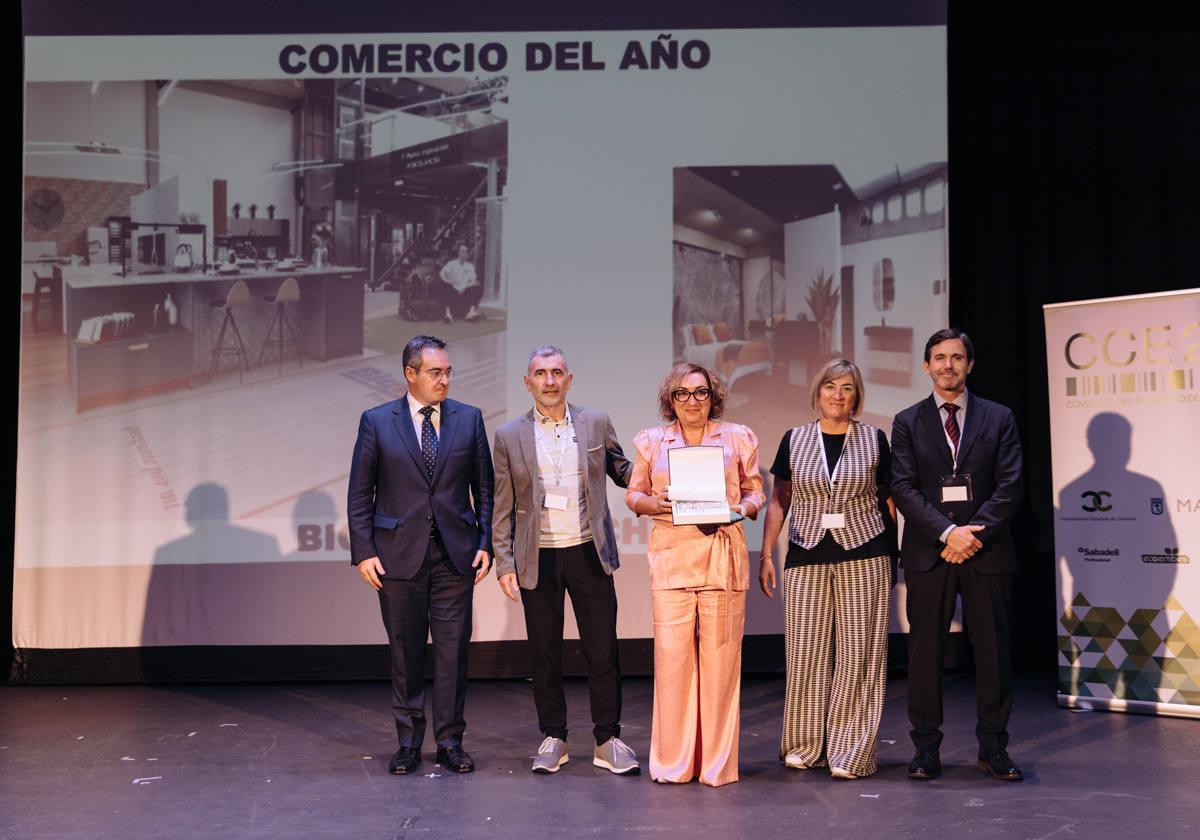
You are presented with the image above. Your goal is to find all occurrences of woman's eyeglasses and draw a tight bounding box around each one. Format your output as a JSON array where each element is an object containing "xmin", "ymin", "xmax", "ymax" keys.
[{"xmin": 671, "ymin": 388, "xmax": 712, "ymax": 403}]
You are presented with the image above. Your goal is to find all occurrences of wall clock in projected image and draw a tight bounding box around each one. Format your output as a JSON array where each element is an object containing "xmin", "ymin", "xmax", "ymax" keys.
[{"xmin": 25, "ymin": 188, "xmax": 65, "ymax": 232}]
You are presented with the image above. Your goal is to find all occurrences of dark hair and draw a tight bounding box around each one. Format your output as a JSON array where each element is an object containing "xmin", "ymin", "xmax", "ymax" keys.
[
  {"xmin": 656, "ymin": 362, "xmax": 727, "ymax": 421},
  {"xmin": 924, "ymin": 327, "xmax": 974, "ymax": 362},
  {"xmin": 403, "ymin": 335, "xmax": 447, "ymax": 370}
]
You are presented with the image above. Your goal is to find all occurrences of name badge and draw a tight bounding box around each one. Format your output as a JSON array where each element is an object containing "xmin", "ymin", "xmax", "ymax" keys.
[
  {"xmin": 544, "ymin": 486, "xmax": 570, "ymax": 510},
  {"xmin": 821, "ymin": 513, "xmax": 846, "ymax": 529},
  {"xmin": 939, "ymin": 473, "xmax": 973, "ymax": 503}
]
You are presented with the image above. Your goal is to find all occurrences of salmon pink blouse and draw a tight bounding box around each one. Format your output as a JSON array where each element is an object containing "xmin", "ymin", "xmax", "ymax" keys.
[{"xmin": 626, "ymin": 421, "xmax": 765, "ymax": 592}]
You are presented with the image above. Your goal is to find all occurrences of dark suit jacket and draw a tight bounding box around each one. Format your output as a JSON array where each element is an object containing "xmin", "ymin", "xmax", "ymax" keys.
[
  {"xmin": 491, "ymin": 403, "xmax": 632, "ymax": 590},
  {"xmin": 347, "ymin": 395, "xmax": 494, "ymax": 579},
  {"xmin": 891, "ymin": 392, "xmax": 1022, "ymax": 575}
]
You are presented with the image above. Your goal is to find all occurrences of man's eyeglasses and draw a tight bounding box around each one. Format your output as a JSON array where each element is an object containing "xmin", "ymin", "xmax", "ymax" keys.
[
  {"xmin": 412, "ymin": 367, "xmax": 454, "ymax": 382},
  {"xmin": 671, "ymin": 388, "xmax": 711, "ymax": 403}
]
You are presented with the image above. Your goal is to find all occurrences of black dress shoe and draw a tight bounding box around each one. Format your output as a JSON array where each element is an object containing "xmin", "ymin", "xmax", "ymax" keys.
[
  {"xmin": 388, "ymin": 746, "xmax": 420, "ymax": 775},
  {"xmin": 977, "ymin": 750, "xmax": 1023, "ymax": 781},
  {"xmin": 907, "ymin": 748, "xmax": 941, "ymax": 780},
  {"xmin": 436, "ymin": 744, "xmax": 476, "ymax": 773}
]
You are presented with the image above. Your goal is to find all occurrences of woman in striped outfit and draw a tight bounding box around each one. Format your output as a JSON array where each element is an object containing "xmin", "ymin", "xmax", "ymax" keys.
[{"xmin": 758, "ymin": 358, "xmax": 897, "ymax": 779}]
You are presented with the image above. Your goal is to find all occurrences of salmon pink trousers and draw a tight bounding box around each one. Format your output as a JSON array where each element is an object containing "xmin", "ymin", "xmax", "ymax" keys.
[{"xmin": 649, "ymin": 587, "xmax": 746, "ymax": 786}]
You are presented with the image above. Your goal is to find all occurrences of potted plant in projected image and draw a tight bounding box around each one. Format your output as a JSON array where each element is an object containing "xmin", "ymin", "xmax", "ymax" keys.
[{"xmin": 806, "ymin": 269, "xmax": 839, "ymax": 357}]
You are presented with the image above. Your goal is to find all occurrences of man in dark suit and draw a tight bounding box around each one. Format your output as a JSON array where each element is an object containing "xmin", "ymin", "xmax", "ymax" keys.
[
  {"xmin": 348, "ymin": 334, "xmax": 493, "ymax": 775},
  {"xmin": 891, "ymin": 328, "xmax": 1024, "ymax": 782},
  {"xmin": 492, "ymin": 345, "xmax": 639, "ymax": 775}
]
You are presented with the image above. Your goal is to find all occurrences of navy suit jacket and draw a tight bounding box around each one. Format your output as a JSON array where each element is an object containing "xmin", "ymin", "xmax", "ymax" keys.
[
  {"xmin": 890, "ymin": 392, "xmax": 1023, "ymax": 575},
  {"xmin": 348, "ymin": 395, "xmax": 494, "ymax": 578}
]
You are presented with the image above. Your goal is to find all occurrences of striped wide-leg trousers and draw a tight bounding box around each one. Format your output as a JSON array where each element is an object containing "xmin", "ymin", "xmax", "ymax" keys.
[{"xmin": 781, "ymin": 554, "xmax": 891, "ymax": 777}]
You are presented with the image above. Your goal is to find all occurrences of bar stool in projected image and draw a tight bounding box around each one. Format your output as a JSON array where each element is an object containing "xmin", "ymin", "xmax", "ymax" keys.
[
  {"xmin": 31, "ymin": 269, "xmax": 61, "ymax": 334},
  {"xmin": 209, "ymin": 279, "xmax": 252, "ymax": 383},
  {"xmin": 257, "ymin": 276, "xmax": 302, "ymax": 375}
]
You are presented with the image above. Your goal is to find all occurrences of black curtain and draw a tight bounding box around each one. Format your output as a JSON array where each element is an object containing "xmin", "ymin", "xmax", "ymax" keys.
[{"xmin": 947, "ymin": 15, "xmax": 1199, "ymax": 671}]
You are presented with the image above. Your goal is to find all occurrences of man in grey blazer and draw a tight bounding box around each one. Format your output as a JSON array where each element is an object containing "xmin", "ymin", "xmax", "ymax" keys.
[{"xmin": 492, "ymin": 345, "xmax": 639, "ymax": 775}]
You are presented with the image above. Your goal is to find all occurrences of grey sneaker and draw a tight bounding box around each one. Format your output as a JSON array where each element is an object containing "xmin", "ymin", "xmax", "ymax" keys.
[
  {"xmin": 531, "ymin": 737, "xmax": 569, "ymax": 774},
  {"xmin": 593, "ymin": 737, "xmax": 640, "ymax": 775}
]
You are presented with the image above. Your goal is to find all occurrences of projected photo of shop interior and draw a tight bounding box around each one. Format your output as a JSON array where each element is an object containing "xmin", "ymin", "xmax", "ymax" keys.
[
  {"xmin": 20, "ymin": 76, "xmax": 508, "ymax": 420},
  {"xmin": 672, "ymin": 163, "xmax": 948, "ymax": 448},
  {"xmin": 17, "ymin": 76, "xmax": 510, "ymax": 608}
]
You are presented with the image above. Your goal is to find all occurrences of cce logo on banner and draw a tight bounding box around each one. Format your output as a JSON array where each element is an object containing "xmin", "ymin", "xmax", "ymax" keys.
[
  {"xmin": 1062, "ymin": 320, "xmax": 1199, "ymax": 407},
  {"xmin": 1080, "ymin": 490, "xmax": 1112, "ymax": 512}
]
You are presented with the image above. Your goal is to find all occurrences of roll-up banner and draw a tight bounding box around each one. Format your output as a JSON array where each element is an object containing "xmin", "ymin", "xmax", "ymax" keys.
[{"xmin": 1046, "ymin": 289, "xmax": 1200, "ymax": 718}]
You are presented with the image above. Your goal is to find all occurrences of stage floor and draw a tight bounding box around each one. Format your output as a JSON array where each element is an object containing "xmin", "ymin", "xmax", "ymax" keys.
[{"xmin": 1, "ymin": 674, "xmax": 1196, "ymax": 839}]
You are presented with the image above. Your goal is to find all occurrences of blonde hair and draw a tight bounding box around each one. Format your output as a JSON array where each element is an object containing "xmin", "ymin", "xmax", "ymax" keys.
[{"xmin": 810, "ymin": 358, "xmax": 865, "ymax": 417}]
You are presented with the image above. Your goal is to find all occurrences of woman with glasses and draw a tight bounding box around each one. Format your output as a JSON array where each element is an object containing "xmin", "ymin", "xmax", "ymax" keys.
[
  {"xmin": 625, "ymin": 362, "xmax": 764, "ymax": 786},
  {"xmin": 758, "ymin": 358, "xmax": 896, "ymax": 780}
]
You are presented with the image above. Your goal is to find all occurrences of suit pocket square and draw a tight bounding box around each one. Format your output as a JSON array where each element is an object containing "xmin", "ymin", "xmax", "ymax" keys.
[
  {"xmin": 373, "ymin": 514, "xmax": 400, "ymax": 529},
  {"xmin": 587, "ymin": 444, "xmax": 603, "ymax": 452}
]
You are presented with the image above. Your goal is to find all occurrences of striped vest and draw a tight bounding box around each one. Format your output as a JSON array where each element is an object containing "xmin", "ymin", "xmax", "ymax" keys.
[{"xmin": 786, "ymin": 419, "xmax": 885, "ymax": 550}]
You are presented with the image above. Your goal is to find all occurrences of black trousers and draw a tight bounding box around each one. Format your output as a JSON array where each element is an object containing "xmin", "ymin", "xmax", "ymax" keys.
[
  {"xmin": 431, "ymin": 280, "xmax": 483, "ymax": 319},
  {"xmin": 520, "ymin": 540, "xmax": 621, "ymax": 745},
  {"xmin": 905, "ymin": 562, "xmax": 1014, "ymax": 753},
  {"xmin": 377, "ymin": 535, "xmax": 473, "ymax": 749}
]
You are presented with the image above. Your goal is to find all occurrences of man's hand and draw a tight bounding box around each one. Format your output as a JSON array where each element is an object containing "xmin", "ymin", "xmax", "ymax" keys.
[
  {"xmin": 940, "ymin": 545, "xmax": 970, "ymax": 564},
  {"xmin": 945, "ymin": 525, "xmax": 984, "ymax": 556},
  {"xmin": 472, "ymin": 550, "xmax": 491, "ymax": 584},
  {"xmin": 759, "ymin": 557, "xmax": 777, "ymax": 599},
  {"xmin": 941, "ymin": 525, "xmax": 985, "ymax": 564},
  {"xmin": 498, "ymin": 572, "xmax": 520, "ymax": 602},
  {"xmin": 358, "ymin": 556, "xmax": 386, "ymax": 590}
]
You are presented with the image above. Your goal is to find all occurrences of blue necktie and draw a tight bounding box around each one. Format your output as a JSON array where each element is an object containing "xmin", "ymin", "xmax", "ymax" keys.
[{"xmin": 419, "ymin": 405, "xmax": 438, "ymax": 480}]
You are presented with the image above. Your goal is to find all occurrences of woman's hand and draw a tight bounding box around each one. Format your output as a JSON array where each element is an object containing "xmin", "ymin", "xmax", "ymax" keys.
[
  {"xmin": 642, "ymin": 488, "xmax": 672, "ymax": 515},
  {"xmin": 759, "ymin": 556, "xmax": 777, "ymax": 599},
  {"xmin": 731, "ymin": 502, "xmax": 758, "ymax": 521}
]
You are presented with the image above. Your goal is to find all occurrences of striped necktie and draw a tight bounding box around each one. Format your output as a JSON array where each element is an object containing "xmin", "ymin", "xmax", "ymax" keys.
[{"xmin": 942, "ymin": 402, "xmax": 960, "ymax": 455}]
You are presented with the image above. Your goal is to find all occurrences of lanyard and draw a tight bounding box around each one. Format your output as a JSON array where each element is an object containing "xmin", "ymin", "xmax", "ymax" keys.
[
  {"xmin": 817, "ymin": 425, "xmax": 845, "ymax": 491},
  {"xmin": 941, "ymin": 404, "xmax": 961, "ymax": 474},
  {"xmin": 536, "ymin": 414, "xmax": 573, "ymax": 486}
]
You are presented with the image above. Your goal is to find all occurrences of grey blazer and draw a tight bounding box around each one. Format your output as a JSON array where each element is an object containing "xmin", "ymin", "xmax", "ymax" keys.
[{"xmin": 492, "ymin": 403, "xmax": 633, "ymax": 589}]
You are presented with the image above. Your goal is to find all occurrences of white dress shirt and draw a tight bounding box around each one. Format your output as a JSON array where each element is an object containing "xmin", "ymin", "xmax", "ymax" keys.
[
  {"xmin": 533, "ymin": 406, "xmax": 591, "ymax": 549},
  {"xmin": 934, "ymin": 390, "xmax": 969, "ymax": 466},
  {"xmin": 408, "ymin": 395, "xmax": 441, "ymax": 442}
]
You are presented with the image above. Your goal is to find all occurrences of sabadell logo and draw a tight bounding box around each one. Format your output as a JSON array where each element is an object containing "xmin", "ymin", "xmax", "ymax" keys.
[{"xmin": 1077, "ymin": 547, "xmax": 1119, "ymax": 561}]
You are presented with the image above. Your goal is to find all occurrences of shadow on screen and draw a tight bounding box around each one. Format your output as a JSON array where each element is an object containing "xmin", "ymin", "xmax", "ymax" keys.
[
  {"xmin": 1055, "ymin": 412, "xmax": 1179, "ymax": 703},
  {"xmin": 142, "ymin": 482, "xmax": 282, "ymax": 651}
]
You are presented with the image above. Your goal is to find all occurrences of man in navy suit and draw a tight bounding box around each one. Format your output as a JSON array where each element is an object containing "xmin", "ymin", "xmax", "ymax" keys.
[
  {"xmin": 348, "ymin": 335, "xmax": 494, "ymax": 775},
  {"xmin": 891, "ymin": 328, "xmax": 1024, "ymax": 782}
]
